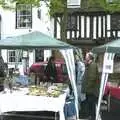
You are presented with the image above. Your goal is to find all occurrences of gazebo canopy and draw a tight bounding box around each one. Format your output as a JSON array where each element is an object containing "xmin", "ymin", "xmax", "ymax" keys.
[
  {"xmin": 0, "ymin": 31, "xmax": 72, "ymax": 49},
  {"xmin": 92, "ymin": 38, "xmax": 120, "ymax": 120},
  {"xmin": 0, "ymin": 31, "xmax": 81, "ymax": 118},
  {"xmin": 92, "ymin": 38, "xmax": 120, "ymax": 54}
]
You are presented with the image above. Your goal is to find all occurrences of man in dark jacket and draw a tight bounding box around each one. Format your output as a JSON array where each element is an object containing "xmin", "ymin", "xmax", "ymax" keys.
[{"xmin": 82, "ymin": 52, "xmax": 99, "ymax": 120}]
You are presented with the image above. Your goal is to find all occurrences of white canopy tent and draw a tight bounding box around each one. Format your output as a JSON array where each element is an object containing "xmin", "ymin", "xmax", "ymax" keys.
[
  {"xmin": 92, "ymin": 39, "xmax": 120, "ymax": 120},
  {"xmin": 60, "ymin": 49, "xmax": 78, "ymax": 118},
  {"xmin": 96, "ymin": 53, "xmax": 115, "ymax": 120},
  {"xmin": 0, "ymin": 31, "xmax": 79, "ymax": 119}
]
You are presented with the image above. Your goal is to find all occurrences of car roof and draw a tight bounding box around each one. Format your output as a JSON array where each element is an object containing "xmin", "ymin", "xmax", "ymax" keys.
[{"xmin": 31, "ymin": 59, "xmax": 65, "ymax": 67}]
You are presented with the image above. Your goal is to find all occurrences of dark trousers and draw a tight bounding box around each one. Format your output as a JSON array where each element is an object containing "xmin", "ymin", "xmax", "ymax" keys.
[{"xmin": 86, "ymin": 93, "xmax": 97, "ymax": 120}]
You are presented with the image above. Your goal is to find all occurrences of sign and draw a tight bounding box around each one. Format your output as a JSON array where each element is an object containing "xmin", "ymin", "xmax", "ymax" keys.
[
  {"xmin": 23, "ymin": 51, "xmax": 28, "ymax": 58},
  {"xmin": 103, "ymin": 53, "xmax": 115, "ymax": 73}
]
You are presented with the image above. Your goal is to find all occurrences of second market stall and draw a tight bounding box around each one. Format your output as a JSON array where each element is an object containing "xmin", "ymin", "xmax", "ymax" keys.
[{"xmin": 92, "ymin": 38, "xmax": 120, "ymax": 120}]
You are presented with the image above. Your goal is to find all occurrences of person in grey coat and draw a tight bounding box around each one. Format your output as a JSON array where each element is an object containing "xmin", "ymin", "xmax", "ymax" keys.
[{"xmin": 75, "ymin": 55, "xmax": 86, "ymax": 110}]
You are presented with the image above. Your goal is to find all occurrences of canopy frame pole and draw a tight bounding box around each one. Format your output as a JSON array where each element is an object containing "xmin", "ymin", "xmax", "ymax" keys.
[{"xmin": 96, "ymin": 52, "xmax": 115, "ymax": 120}]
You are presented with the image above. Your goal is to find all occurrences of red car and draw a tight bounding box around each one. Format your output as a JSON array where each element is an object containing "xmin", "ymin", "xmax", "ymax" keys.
[
  {"xmin": 104, "ymin": 82, "xmax": 120, "ymax": 112},
  {"xmin": 29, "ymin": 59, "xmax": 69, "ymax": 83}
]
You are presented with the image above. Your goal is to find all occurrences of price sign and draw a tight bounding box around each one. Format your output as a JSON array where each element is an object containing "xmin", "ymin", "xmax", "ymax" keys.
[
  {"xmin": 23, "ymin": 51, "xmax": 28, "ymax": 58},
  {"xmin": 103, "ymin": 53, "xmax": 115, "ymax": 73}
]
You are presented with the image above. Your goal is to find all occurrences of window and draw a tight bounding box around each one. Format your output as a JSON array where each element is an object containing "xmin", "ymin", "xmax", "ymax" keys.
[
  {"xmin": 114, "ymin": 54, "xmax": 120, "ymax": 62},
  {"xmin": 111, "ymin": 14, "xmax": 120, "ymax": 30},
  {"xmin": 8, "ymin": 50, "xmax": 22, "ymax": 63},
  {"xmin": 37, "ymin": 9, "xmax": 41, "ymax": 19},
  {"xmin": 35, "ymin": 49, "xmax": 44, "ymax": 62},
  {"xmin": 16, "ymin": 4, "xmax": 32, "ymax": 29},
  {"xmin": 67, "ymin": 0, "xmax": 80, "ymax": 6},
  {"xmin": 67, "ymin": 15, "xmax": 77, "ymax": 30}
]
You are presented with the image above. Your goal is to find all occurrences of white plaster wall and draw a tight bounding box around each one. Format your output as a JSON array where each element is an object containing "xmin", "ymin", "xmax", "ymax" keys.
[
  {"xmin": 0, "ymin": 1, "xmax": 54, "ymax": 68},
  {"xmin": 0, "ymin": 2, "xmax": 52, "ymax": 38}
]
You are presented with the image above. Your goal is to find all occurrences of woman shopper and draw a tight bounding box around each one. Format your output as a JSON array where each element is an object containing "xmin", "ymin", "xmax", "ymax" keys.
[
  {"xmin": 75, "ymin": 55, "xmax": 86, "ymax": 110},
  {"xmin": 44, "ymin": 56, "xmax": 57, "ymax": 83}
]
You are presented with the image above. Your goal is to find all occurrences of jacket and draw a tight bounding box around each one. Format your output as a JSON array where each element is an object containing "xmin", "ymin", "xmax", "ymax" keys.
[
  {"xmin": 82, "ymin": 62, "xmax": 99, "ymax": 96},
  {"xmin": 44, "ymin": 62, "xmax": 57, "ymax": 82}
]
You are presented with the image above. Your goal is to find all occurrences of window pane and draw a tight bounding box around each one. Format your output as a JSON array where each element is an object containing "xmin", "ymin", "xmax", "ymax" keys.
[
  {"xmin": 111, "ymin": 14, "xmax": 120, "ymax": 30},
  {"xmin": 16, "ymin": 4, "xmax": 32, "ymax": 29},
  {"xmin": 26, "ymin": 5, "xmax": 31, "ymax": 11},
  {"xmin": 11, "ymin": 57, "xmax": 15, "ymax": 62},
  {"xmin": 8, "ymin": 50, "xmax": 22, "ymax": 63},
  {"xmin": 9, "ymin": 51, "xmax": 15, "ymax": 56},
  {"xmin": 67, "ymin": 15, "xmax": 77, "ymax": 30},
  {"xmin": 19, "ymin": 58, "xmax": 22, "ymax": 62},
  {"xmin": 9, "ymin": 56, "xmax": 15, "ymax": 62}
]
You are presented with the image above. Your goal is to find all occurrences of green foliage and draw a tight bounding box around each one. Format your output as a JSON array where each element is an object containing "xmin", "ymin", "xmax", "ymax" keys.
[
  {"xmin": 49, "ymin": 0, "xmax": 66, "ymax": 16},
  {"xmin": 0, "ymin": 0, "xmax": 8, "ymax": 8},
  {"xmin": 0, "ymin": 0, "xmax": 120, "ymax": 13},
  {"xmin": 88, "ymin": 0, "xmax": 100, "ymax": 7},
  {"xmin": 106, "ymin": 0, "xmax": 120, "ymax": 13},
  {"xmin": 0, "ymin": 0, "xmax": 66, "ymax": 16},
  {"xmin": 88, "ymin": 0, "xmax": 120, "ymax": 13},
  {"xmin": 0, "ymin": 0, "xmax": 40, "ymax": 9},
  {"xmin": 11, "ymin": 0, "xmax": 40, "ymax": 7}
]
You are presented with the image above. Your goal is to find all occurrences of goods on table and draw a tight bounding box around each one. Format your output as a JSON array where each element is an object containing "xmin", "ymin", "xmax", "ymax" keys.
[
  {"xmin": 29, "ymin": 86, "xmax": 48, "ymax": 96},
  {"xmin": 28, "ymin": 83, "xmax": 68, "ymax": 97}
]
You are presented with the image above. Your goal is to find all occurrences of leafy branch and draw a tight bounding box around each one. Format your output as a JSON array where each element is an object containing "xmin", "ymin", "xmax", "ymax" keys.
[{"xmin": 88, "ymin": 0, "xmax": 120, "ymax": 13}]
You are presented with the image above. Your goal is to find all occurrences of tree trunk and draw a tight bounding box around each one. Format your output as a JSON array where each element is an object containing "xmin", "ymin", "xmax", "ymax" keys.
[{"xmin": 61, "ymin": 0, "xmax": 67, "ymax": 42}]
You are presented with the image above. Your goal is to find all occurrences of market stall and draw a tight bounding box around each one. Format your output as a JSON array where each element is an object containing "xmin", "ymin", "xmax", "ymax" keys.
[
  {"xmin": 0, "ymin": 31, "xmax": 79, "ymax": 120},
  {"xmin": 92, "ymin": 38, "xmax": 120, "ymax": 120},
  {"xmin": 0, "ymin": 84, "xmax": 69, "ymax": 120}
]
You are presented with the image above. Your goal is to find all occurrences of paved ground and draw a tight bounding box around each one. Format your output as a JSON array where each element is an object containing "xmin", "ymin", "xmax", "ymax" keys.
[
  {"xmin": 101, "ymin": 111, "xmax": 120, "ymax": 120},
  {"xmin": 101, "ymin": 97, "xmax": 120, "ymax": 120},
  {"xmin": 79, "ymin": 98, "xmax": 120, "ymax": 120}
]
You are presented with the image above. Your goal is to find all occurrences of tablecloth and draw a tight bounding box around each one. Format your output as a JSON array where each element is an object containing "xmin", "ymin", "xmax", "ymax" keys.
[{"xmin": 0, "ymin": 88, "xmax": 68, "ymax": 120}]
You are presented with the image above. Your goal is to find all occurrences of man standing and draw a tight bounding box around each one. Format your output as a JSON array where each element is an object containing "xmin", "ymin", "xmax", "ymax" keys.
[{"xmin": 82, "ymin": 52, "xmax": 99, "ymax": 120}]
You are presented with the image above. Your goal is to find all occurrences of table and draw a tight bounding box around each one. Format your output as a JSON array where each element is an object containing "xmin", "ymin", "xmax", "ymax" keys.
[{"xmin": 0, "ymin": 88, "xmax": 69, "ymax": 120}]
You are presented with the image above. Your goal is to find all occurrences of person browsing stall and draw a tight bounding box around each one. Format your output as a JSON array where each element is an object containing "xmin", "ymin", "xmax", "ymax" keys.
[
  {"xmin": 75, "ymin": 55, "xmax": 86, "ymax": 108},
  {"xmin": 82, "ymin": 52, "xmax": 99, "ymax": 120},
  {"xmin": 44, "ymin": 56, "xmax": 57, "ymax": 83}
]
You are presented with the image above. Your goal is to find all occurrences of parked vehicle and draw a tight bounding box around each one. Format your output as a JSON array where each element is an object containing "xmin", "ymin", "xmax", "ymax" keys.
[
  {"xmin": 104, "ymin": 82, "xmax": 120, "ymax": 112},
  {"xmin": 29, "ymin": 59, "xmax": 69, "ymax": 83}
]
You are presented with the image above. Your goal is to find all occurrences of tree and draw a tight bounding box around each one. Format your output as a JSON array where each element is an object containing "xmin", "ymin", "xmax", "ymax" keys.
[
  {"xmin": 88, "ymin": 0, "xmax": 120, "ymax": 13},
  {"xmin": 47, "ymin": 0, "xmax": 68, "ymax": 42},
  {"xmin": 43, "ymin": 0, "xmax": 68, "ymax": 42}
]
